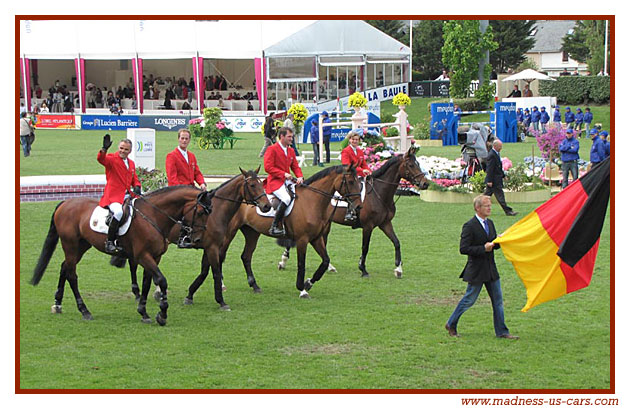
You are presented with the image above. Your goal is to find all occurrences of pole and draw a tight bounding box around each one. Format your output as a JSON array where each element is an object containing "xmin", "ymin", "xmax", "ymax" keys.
[
  {"xmin": 604, "ymin": 19, "xmax": 609, "ymax": 75},
  {"xmin": 478, "ymin": 20, "xmax": 489, "ymax": 86},
  {"xmin": 409, "ymin": 20, "xmax": 413, "ymax": 82}
]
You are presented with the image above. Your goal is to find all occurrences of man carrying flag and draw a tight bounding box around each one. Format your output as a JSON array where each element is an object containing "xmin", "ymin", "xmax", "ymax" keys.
[{"xmin": 494, "ymin": 158, "xmax": 610, "ymax": 312}]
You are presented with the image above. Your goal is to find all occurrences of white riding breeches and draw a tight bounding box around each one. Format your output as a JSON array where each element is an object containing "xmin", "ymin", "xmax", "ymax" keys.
[
  {"xmin": 272, "ymin": 183, "xmax": 293, "ymax": 206},
  {"xmin": 109, "ymin": 202, "xmax": 123, "ymax": 221}
]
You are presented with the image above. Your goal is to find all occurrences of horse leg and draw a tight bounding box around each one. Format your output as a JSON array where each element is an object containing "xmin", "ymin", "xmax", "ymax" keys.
[
  {"xmin": 240, "ymin": 226, "xmax": 262, "ymax": 293},
  {"xmin": 129, "ymin": 259, "xmax": 141, "ymax": 302},
  {"xmin": 323, "ymin": 225, "xmax": 337, "ymax": 273},
  {"xmin": 208, "ymin": 247, "xmax": 230, "ymax": 311},
  {"xmin": 296, "ymin": 240, "xmax": 310, "ymax": 298},
  {"xmin": 304, "ymin": 236, "xmax": 330, "ymax": 290},
  {"xmin": 185, "ymin": 250, "xmax": 210, "ymax": 305},
  {"xmin": 58, "ymin": 240, "xmax": 92, "ymax": 319},
  {"xmin": 379, "ymin": 220, "xmax": 403, "ymax": 278},
  {"xmin": 358, "ymin": 227, "xmax": 374, "ymax": 278},
  {"xmin": 137, "ymin": 267, "xmax": 153, "ymax": 323},
  {"xmin": 139, "ymin": 255, "xmax": 169, "ymax": 326},
  {"xmin": 51, "ymin": 262, "xmax": 67, "ymax": 314},
  {"xmin": 278, "ymin": 247, "xmax": 290, "ymax": 270}
]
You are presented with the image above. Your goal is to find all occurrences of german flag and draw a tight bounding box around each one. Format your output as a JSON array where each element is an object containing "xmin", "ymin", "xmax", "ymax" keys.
[{"xmin": 494, "ymin": 158, "xmax": 610, "ymax": 312}]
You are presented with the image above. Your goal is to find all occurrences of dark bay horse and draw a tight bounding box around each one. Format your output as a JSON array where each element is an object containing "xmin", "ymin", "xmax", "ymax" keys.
[
  {"xmin": 278, "ymin": 147, "xmax": 430, "ymax": 278},
  {"xmin": 187, "ymin": 164, "xmax": 363, "ymax": 300},
  {"xmin": 31, "ymin": 186, "xmax": 212, "ymax": 325},
  {"xmin": 129, "ymin": 168, "xmax": 272, "ymax": 311}
]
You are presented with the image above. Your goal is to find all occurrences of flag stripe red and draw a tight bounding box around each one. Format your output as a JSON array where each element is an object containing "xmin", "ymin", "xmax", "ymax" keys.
[
  {"xmin": 536, "ymin": 181, "xmax": 588, "ymax": 246},
  {"xmin": 560, "ymin": 239, "xmax": 600, "ymax": 293}
]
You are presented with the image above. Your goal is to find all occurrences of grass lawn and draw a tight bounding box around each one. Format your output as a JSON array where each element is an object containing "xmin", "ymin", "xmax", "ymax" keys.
[{"xmin": 19, "ymin": 198, "xmax": 610, "ymax": 389}]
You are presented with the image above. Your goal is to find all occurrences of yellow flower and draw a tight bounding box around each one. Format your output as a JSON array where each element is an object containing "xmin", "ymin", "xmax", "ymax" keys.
[
  {"xmin": 348, "ymin": 92, "xmax": 368, "ymax": 108},
  {"xmin": 392, "ymin": 92, "xmax": 411, "ymax": 106},
  {"xmin": 287, "ymin": 103, "xmax": 308, "ymax": 122}
]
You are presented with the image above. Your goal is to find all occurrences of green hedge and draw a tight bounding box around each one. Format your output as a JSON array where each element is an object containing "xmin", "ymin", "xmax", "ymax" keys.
[
  {"xmin": 538, "ymin": 76, "xmax": 610, "ymax": 105},
  {"xmin": 428, "ymin": 98, "xmax": 488, "ymax": 111}
]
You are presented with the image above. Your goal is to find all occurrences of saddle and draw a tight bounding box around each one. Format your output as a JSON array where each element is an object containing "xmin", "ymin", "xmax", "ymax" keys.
[
  {"xmin": 89, "ymin": 199, "xmax": 135, "ymax": 235},
  {"xmin": 256, "ymin": 183, "xmax": 296, "ymax": 218}
]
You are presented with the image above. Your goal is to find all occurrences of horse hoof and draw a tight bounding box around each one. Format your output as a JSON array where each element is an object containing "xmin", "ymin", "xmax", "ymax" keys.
[
  {"xmin": 299, "ymin": 290, "xmax": 310, "ymax": 299},
  {"xmin": 222, "ymin": 285, "xmax": 227, "ymax": 292},
  {"xmin": 156, "ymin": 313, "xmax": 167, "ymax": 326},
  {"xmin": 153, "ymin": 290, "xmax": 162, "ymax": 302},
  {"xmin": 183, "ymin": 298, "xmax": 193, "ymax": 305},
  {"xmin": 51, "ymin": 305, "xmax": 62, "ymax": 314},
  {"xmin": 220, "ymin": 305, "xmax": 231, "ymax": 311},
  {"xmin": 361, "ymin": 272, "xmax": 370, "ymax": 278},
  {"xmin": 278, "ymin": 262, "xmax": 286, "ymax": 270},
  {"xmin": 304, "ymin": 278, "xmax": 313, "ymax": 291},
  {"xmin": 141, "ymin": 317, "xmax": 152, "ymax": 324},
  {"xmin": 82, "ymin": 312, "xmax": 94, "ymax": 321},
  {"xmin": 328, "ymin": 264, "xmax": 337, "ymax": 272},
  {"xmin": 394, "ymin": 270, "xmax": 403, "ymax": 279},
  {"xmin": 253, "ymin": 288, "xmax": 262, "ymax": 294}
]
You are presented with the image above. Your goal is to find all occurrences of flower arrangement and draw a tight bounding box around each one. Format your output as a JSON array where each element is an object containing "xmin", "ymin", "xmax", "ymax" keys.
[
  {"xmin": 348, "ymin": 92, "xmax": 367, "ymax": 109},
  {"xmin": 287, "ymin": 103, "xmax": 308, "ymax": 123},
  {"xmin": 535, "ymin": 126, "xmax": 565, "ymax": 160},
  {"xmin": 136, "ymin": 167, "xmax": 168, "ymax": 192},
  {"xmin": 392, "ymin": 92, "xmax": 411, "ymax": 106},
  {"xmin": 501, "ymin": 157, "xmax": 513, "ymax": 171},
  {"xmin": 198, "ymin": 107, "xmax": 232, "ymax": 147}
]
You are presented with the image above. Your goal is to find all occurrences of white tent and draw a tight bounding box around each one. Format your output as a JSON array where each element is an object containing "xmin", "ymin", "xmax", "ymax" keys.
[{"xmin": 501, "ymin": 68, "xmax": 556, "ymax": 82}]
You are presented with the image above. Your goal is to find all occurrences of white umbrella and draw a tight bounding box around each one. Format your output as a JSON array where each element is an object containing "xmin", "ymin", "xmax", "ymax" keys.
[{"xmin": 502, "ymin": 68, "xmax": 556, "ymax": 82}]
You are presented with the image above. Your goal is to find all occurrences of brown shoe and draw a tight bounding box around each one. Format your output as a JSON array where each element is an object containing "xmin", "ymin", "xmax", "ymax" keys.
[
  {"xmin": 445, "ymin": 324, "xmax": 459, "ymax": 337},
  {"xmin": 498, "ymin": 334, "xmax": 520, "ymax": 340}
]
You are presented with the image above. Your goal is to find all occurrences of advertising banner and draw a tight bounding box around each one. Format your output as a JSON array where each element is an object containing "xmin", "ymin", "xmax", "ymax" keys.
[
  {"xmin": 139, "ymin": 116, "xmax": 188, "ymax": 132},
  {"xmin": 81, "ymin": 115, "xmax": 139, "ymax": 130},
  {"xmin": 33, "ymin": 114, "xmax": 77, "ymax": 129},
  {"xmin": 127, "ymin": 128, "xmax": 156, "ymax": 170},
  {"xmin": 409, "ymin": 81, "xmax": 450, "ymax": 98},
  {"xmin": 221, "ymin": 116, "xmax": 265, "ymax": 133}
]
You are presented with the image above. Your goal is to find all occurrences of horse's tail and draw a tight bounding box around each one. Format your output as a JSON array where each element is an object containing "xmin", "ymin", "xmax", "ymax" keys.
[
  {"xmin": 31, "ymin": 202, "xmax": 64, "ymax": 286},
  {"xmin": 276, "ymin": 238, "xmax": 296, "ymax": 249}
]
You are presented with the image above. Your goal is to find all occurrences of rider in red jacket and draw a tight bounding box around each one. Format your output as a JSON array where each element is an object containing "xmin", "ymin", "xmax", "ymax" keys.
[
  {"xmin": 263, "ymin": 127, "xmax": 303, "ymax": 236},
  {"xmin": 97, "ymin": 134, "xmax": 141, "ymax": 253},
  {"xmin": 165, "ymin": 129, "xmax": 207, "ymax": 189},
  {"xmin": 341, "ymin": 130, "xmax": 371, "ymax": 177}
]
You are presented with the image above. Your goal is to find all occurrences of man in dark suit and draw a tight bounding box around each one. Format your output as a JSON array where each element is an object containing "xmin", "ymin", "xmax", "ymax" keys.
[
  {"xmin": 445, "ymin": 195, "xmax": 519, "ymax": 339},
  {"xmin": 484, "ymin": 139, "xmax": 517, "ymax": 216}
]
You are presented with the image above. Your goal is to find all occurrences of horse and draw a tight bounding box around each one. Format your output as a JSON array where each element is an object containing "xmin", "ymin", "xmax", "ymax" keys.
[
  {"xmin": 278, "ymin": 147, "xmax": 430, "ymax": 278},
  {"xmin": 30, "ymin": 186, "xmax": 213, "ymax": 326},
  {"xmin": 187, "ymin": 164, "xmax": 363, "ymax": 300},
  {"xmin": 127, "ymin": 167, "xmax": 272, "ymax": 311}
]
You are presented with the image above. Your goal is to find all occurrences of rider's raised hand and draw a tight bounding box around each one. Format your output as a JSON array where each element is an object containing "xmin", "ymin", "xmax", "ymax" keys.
[{"xmin": 102, "ymin": 134, "xmax": 112, "ymax": 151}]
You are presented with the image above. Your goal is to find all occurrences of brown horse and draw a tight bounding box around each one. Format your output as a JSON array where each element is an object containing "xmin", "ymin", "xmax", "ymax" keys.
[
  {"xmin": 188, "ymin": 164, "xmax": 363, "ymax": 299},
  {"xmin": 31, "ymin": 186, "xmax": 213, "ymax": 325},
  {"xmin": 278, "ymin": 147, "xmax": 430, "ymax": 278},
  {"xmin": 128, "ymin": 168, "xmax": 272, "ymax": 311}
]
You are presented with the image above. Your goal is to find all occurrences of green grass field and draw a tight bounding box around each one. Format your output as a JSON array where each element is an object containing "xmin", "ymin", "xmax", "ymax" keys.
[{"xmin": 18, "ymin": 99, "xmax": 611, "ymax": 390}]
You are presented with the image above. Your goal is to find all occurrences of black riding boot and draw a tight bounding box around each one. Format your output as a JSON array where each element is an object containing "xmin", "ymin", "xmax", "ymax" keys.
[
  {"xmin": 269, "ymin": 202, "xmax": 288, "ymax": 237},
  {"xmin": 105, "ymin": 218, "xmax": 123, "ymax": 254}
]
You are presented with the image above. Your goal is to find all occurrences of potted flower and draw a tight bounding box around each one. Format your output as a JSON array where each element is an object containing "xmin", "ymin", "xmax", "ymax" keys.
[
  {"xmin": 392, "ymin": 92, "xmax": 411, "ymax": 110},
  {"xmin": 287, "ymin": 103, "xmax": 308, "ymax": 138},
  {"xmin": 348, "ymin": 92, "xmax": 367, "ymax": 112}
]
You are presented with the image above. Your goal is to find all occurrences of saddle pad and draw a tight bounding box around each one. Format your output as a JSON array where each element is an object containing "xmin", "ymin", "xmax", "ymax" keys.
[
  {"xmin": 330, "ymin": 180, "xmax": 366, "ymax": 208},
  {"xmin": 89, "ymin": 201, "xmax": 135, "ymax": 235},
  {"xmin": 256, "ymin": 183, "xmax": 296, "ymax": 218}
]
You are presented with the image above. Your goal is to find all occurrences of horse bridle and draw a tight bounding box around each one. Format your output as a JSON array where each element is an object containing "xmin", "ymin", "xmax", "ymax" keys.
[
  {"xmin": 212, "ymin": 175, "xmax": 267, "ymax": 207},
  {"xmin": 300, "ymin": 170, "xmax": 362, "ymax": 204},
  {"xmin": 368, "ymin": 157, "xmax": 427, "ymax": 206}
]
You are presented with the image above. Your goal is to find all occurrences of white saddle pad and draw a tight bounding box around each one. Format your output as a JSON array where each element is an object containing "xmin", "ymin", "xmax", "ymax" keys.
[
  {"xmin": 89, "ymin": 201, "xmax": 135, "ymax": 235},
  {"xmin": 330, "ymin": 180, "xmax": 366, "ymax": 208},
  {"xmin": 256, "ymin": 183, "xmax": 296, "ymax": 218}
]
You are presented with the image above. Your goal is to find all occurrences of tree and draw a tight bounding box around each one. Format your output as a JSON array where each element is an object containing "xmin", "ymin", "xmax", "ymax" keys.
[
  {"xmin": 442, "ymin": 20, "xmax": 498, "ymax": 99},
  {"xmin": 562, "ymin": 20, "xmax": 610, "ymax": 74},
  {"xmin": 365, "ymin": 20, "xmax": 406, "ymax": 42},
  {"xmin": 411, "ymin": 20, "xmax": 445, "ymax": 79},
  {"xmin": 489, "ymin": 20, "xmax": 537, "ymax": 73}
]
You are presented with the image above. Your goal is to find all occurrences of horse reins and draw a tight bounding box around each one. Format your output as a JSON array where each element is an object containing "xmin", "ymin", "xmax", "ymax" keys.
[{"xmin": 212, "ymin": 175, "xmax": 266, "ymax": 207}]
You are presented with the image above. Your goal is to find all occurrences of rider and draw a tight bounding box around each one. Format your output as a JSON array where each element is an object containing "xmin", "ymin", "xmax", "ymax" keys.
[
  {"xmin": 98, "ymin": 135, "xmax": 141, "ymax": 254},
  {"xmin": 340, "ymin": 130, "xmax": 370, "ymax": 222},
  {"xmin": 263, "ymin": 126, "xmax": 303, "ymax": 237},
  {"xmin": 165, "ymin": 128, "xmax": 207, "ymax": 247}
]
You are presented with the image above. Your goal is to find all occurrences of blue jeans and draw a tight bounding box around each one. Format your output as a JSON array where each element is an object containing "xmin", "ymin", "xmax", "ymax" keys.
[
  {"xmin": 447, "ymin": 279, "xmax": 509, "ymax": 337},
  {"xmin": 20, "ymin": 135, "xmax": 32, "ymax": 157},
  {"xmin": 312, "ymin": 143, "xmax": 320, "ymax": 165},
  {"xmin": 562, "ymin": 160, "xmax": 578, "ymax": 189},
  {"xmin": 532, "ymin": 121, "xmax": 539, "ymax": 132}
]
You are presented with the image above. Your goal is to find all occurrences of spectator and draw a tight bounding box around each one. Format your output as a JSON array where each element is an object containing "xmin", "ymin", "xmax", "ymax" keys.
[
  {"xmin": 530, "ymin": 106, "xmax": 541, "ymax": 132},
  {"xmin": 574, "ymin": 108, "xmax": 584, "ymax": 137},
  {"xmin": 522, "ymin": 84, "xmax": 533, "ymax": 97},
  {"xmin": 309, "ymin": 119, "xmax": 321, "ymax": 166},
  {"xmin": 483, "ymin": 139, "xmax": 518, "ymax": 216},
  {"xmin": 540, "ymin": 106, "xmax": 550, "ymax": 133},
  {"xmin": 95, "ymin": 88, "xmax": 103, "ymax": 107},
  {"xmin": 599, "ymin": 131, "xmax": 610, "ymax": 158},
  {"xmin": 247, "ymin": 100, "xmax": 254, "ymax": 111},
  {"xmin": 35, "ymin": 85, "xmax": 43, "ymax": 98},
  {"xmin": 559, "ymin": 129, "xmax": 580, "ymax": 189},
  {"xmin": 321, "ymin": 111, "xmax": 332, "ymax": 163},
  {"xmin": 516, "ymin": 108, "xmax": 523, "ymax": 124},
  {"xmin": 559, "ymin": 68, "xmax": 570, "ymax": 76},
  {"xmin": 583, "ymin": 107, "xmax": 593, "ymax": 136},
  {"xmin": 20, "ymin": 111, "xmax": 34, "ymax": 157},
  {"xmin": 435, "ymin": 69, "xmax": 449, "ymax": 81},
  {"xmin": 182, "ymin": 86, "xmax": 188, "ymax": 101},
  {"xmin": 188, "ymin": 77, "xmax": 195, "ymax": 90},
  {"xmin": 259, "ymin": 115, "xmax": 276, "ymax": 158},
  {"xmin": 552, "ymin": 106, "xmax": 562, "ymax": 128},
  {"xmin": 589, "ymin": 129, "xmax": 606, "ymax": 167},
  {"xmin": 506, "ymin": 85, "xmax": 521, "ymax": 98},
  {"xmin": 283, "ymin": 113, "xmax": 298, "ymax": 156},
  {"xmin": 572, "ymin": 69, "xmax": 579, "ymax": 76},
  {"xmin": 181, "ymin": 101, "xmax": 192, "ymax": 110},
  {"xmin": 564, "ymin": 107, "xmax": 575, "ymax": 130},
  {"xmin": 40, "ymin": 100, "xmax": 49, "ymax": 113},
  {"xmin": 522, "ymin": 108, "xmax": 531, "ymax": 130}
]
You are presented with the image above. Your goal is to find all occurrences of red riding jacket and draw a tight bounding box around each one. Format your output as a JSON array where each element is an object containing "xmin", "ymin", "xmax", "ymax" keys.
[
  {"xmin": 97, "ymin": 150, "xmax": 141, "ymax": 207},
  {"xmin": 341, "ymin": 145, "xmax": 370, "ymax": 176},
  {"xmin": 263, "ymin": 142, "xmax": 303, "ymax": 193},
  {"xmin": 165, "ymin": 148, "xmax": 205, "ymax": 187}
]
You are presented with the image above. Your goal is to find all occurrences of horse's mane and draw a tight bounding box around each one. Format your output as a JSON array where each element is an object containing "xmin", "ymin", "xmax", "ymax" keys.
[
  {"xmin": 370, "ymin": 155, "xmax": 403, "ymax": 179},
  {"xmin": 206, "ymin": 174, "xmax": 241, "ymax": 199},
  {"xmin": 303, "ymin": 165, "xmax": 346, "ymax": 185},
  {"xmin": 141, "ymin": 184, "xmax": 198, "ymax": 198}
]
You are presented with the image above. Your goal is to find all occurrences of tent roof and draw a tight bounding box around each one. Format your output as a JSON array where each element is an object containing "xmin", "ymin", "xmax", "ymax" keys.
[
  {"xmin": 20, "ymin": 19, "xmax": 410, "ymax": 61},
  {"xmin": 264, "ymin": 20, "xmax": 410, "ymax": 58}
]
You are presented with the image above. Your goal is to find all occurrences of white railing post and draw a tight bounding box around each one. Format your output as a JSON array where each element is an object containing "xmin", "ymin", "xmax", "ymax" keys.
[{"xmin": 397, "ymin": 105, "xmax": 408, "ymax": 153}]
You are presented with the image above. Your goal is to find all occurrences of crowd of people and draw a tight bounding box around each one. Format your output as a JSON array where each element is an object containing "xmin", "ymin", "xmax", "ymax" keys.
[
  {"xmin": 558, "ymin": 127, "xmax": 610, "ymax": 190},
  {"xmin": 517, "ymin": 106, "xmax": 595, "ymax": 137}
]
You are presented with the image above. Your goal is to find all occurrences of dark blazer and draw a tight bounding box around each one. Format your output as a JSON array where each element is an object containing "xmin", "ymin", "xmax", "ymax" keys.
[
  {"xmin": 459, "ymin": 216, "xmax": 501, "ymax": 284},
  {"xmin": 484, "ymin": 149, "xmax": 505, "ymax": 187}
]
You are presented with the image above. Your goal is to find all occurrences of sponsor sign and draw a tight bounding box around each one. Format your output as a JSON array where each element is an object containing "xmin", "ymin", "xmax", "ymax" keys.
[
  {"xmin": 139, "ymin": 116, "xmax": 188, "ymax": 131},
  {"xmin": 127, "ymin": 128, "xmax": 156, "ymax": 170},
  {"xmin": 409, "ymin": 81, "xmax": 450, "ymax": 98},
  {"xmin": 81, "ymin": 115, "xmax": 139, "ymax": 130},
  {"xmin": 220, "ymin": 115, "xmax": 265, "ymax": 132},
  {"xmin": 33, "ymin": 114, "xmax": 77, "ymax": 129}
]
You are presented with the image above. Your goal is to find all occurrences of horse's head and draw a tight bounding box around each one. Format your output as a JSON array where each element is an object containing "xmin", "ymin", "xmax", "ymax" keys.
[
  {"xmin": 400, "ymin": 147, "xmax": 430, "ymax": 190},
  {"xmin": 240, "ymin": 166, "xmax": 272, "ymax": 213},
  {"xmin": 187, "ymin": 189, "xmax": 213, "ymax": 247},
  {"xmin": 337, "ymin": 163, "xmax": 363, "ymax": 211}
]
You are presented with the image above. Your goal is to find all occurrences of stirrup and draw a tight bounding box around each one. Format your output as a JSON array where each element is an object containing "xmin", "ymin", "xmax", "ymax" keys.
[
  {"xmin": 344, "ymin": 210, "xmax": 357, "ymax": 222},
  {"xmin": 105, "ymin": 240, "xmax": 122, "ymax": 254},
  {"xmin": 177, "ymin": 234, "xmax": 193, "ymax": 249},
  {"xmin": 269, "ymin": 224, "xmax": 285, "ymax": 237}
]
